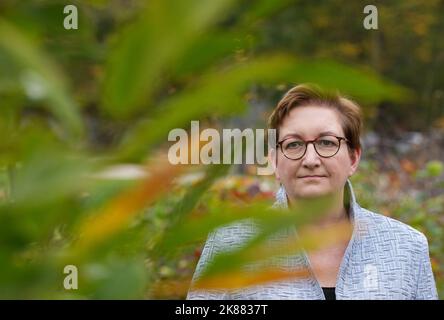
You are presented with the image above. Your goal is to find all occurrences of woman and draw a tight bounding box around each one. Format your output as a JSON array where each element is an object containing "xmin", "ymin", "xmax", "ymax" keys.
[{"xmin": 187, "ymin": 84, "xmax": 438, "ymax": 300}]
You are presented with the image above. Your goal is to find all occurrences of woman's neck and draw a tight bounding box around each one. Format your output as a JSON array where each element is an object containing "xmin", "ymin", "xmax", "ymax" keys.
[
  {"xmin": 288, "ymin": 188, "xmax": 350, "ymax": 227},
  {"xmin": 318, "ymin": 189, "xmax": 349, "ymax": 226}
]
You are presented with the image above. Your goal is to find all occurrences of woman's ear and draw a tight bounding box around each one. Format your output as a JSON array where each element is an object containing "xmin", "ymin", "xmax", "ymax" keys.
[
  {"xmin": 269, "ymin": 148, "xmax": 280, "ymax": 181},
  {"xmin": 348, "ymin": 147, "xmax": 361, "ymax": 177}
]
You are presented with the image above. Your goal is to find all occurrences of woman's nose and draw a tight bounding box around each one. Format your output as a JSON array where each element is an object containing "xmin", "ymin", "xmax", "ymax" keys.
[{"xmin": 301, "ymin": 143, "xmax": 321, "ymax": 167}]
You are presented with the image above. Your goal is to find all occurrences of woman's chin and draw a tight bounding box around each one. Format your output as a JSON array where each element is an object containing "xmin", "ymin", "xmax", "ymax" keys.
[{"xmin": 294, "ymin": 184, "xmax": 330, "ymax": 198}]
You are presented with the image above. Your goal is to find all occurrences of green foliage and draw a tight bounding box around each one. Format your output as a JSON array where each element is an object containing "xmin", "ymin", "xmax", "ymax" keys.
[
  {"xmin": 0, "ymin": 18, "xmax": 84, "ymax": 140},
  {"xmin": 0, "ymin": 0, "xmax": 430, "ymax": 299},
  {"xmin": 102, "ymin": 0, "xmax": 238, "ymax": 118}
]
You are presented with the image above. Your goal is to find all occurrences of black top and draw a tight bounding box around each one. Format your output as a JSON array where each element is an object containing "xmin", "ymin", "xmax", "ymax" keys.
[{"xmin": 322, "ymin": 287, "xmax": 336, "ymax": 300}]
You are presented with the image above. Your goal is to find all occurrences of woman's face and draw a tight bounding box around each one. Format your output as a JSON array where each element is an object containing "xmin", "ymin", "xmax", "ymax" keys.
[{"xmin": 273, "ymin": 106, "xmax": 361, "ymax": 201}]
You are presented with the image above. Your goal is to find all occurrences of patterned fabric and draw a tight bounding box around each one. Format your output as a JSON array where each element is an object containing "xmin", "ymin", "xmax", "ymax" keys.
[{"xmin": 187, "ymin": 180, "xmax": 438, "ymax": 300}]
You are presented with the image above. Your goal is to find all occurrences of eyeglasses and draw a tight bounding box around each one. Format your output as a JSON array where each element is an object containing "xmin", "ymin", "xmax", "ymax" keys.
[{"xmin": 276, "ymin": 135, "xmax": 349, "ymax": 160}]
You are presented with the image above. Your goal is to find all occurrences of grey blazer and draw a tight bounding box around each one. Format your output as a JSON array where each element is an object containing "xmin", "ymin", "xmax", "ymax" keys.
[{"xmin": 187, "ymin": 180, "xmax": 438, "ymax": 300}]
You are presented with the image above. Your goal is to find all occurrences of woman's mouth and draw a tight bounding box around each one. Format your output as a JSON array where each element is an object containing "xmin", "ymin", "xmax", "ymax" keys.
[{"xmin": 298, "ymin": 175, "xmax": 326, "ymax": 179}]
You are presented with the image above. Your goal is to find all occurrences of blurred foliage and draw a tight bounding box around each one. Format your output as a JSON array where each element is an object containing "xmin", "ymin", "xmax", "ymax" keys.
[
  {"xmin": 253, "ymin": 0, "xmax": 444, "ymax": 131},
  {"xmin": 0, "ymin": 0, "xmax": 441, "ymax": 299}
]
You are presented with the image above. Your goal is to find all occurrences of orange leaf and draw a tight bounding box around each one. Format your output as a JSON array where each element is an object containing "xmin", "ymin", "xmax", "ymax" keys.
[
  {"xmin": 73, "ymin": 153, "xmax": 185, "ymax": 254},
  {"xmin": 193, "ymin": 267, "xmax": 310, "ymax": 290}
]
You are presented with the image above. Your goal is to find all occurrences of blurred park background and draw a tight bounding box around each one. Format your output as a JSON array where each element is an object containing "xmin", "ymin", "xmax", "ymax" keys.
[{"xmin": 0, "ymin": 0, "xmax": 443, "ymax": 299}]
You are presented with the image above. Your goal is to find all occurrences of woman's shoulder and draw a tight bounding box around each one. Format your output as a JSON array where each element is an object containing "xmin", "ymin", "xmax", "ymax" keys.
[{"xmin": 357, "ymin": 205, "xmax": 429, "ymax": 247}]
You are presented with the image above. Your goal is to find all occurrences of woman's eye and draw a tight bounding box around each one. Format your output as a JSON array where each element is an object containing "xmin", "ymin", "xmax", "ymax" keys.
[
  {"xmin": 287, "ymin": 141, "xmax": 304, "ymax": 149},
  {"xmin": 318, "ymin": 139, "xmax": 335, "ymax": 146}
]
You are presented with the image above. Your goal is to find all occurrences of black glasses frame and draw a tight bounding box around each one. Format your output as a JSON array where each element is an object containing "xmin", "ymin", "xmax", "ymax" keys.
[{"xmin": 276, "ymin": 135, "xmax": 349, "ymax": 160}]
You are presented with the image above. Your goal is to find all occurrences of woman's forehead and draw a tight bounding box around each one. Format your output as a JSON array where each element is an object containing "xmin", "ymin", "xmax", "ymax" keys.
[{"xmin": 279, "ymin": 106, "xmax": 344, "ymax": 138}]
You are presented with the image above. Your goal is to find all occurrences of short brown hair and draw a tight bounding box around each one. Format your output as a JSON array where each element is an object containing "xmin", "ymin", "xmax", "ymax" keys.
[{"xmin": 268, "ymin": 83, "xmax": 363, "ymax": 151}]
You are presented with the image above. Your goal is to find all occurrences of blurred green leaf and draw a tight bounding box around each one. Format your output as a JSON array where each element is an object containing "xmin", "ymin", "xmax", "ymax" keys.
[
  {"xmin": 285, "ymin": 59, "xmax": 412, "ymax": 103},
  {"xmin": 173, "ymin": 31, "xmax": 248, "ymax": 78},
  {"xmin": 0, "ymin": 18, "xmax": 84, "ymax": 141},
  {"xmin": 238, "ymin": 0, "xmax": 294, "ymax": 29},
  {"xmin": 174, "ymin": 0, "xmax": 297, "ymax": 78},
  {"xmin": 10, "ymin": 150, "xmax": 93, "ymax": 208},
  {"xmin": 198, "ymin": 195, "xmax": 335, "ymax": 279},
  {"xmin": 102, "ymin": 0, "xmax": 237, "ymax": 118},
  {"xmin": 158, "ymin": 193, "xmax": 333, "ymax": 269},
  {"xmin": 117, "ymin": 55, "xmax": 409, "ymax": 162},
  {"xmin": 149, "ymin": 164, "xmax": 232, "ymax": 257},
  {"xmin": 84, "ymin": 256, "xmax": 147, "ymax": 299}
]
